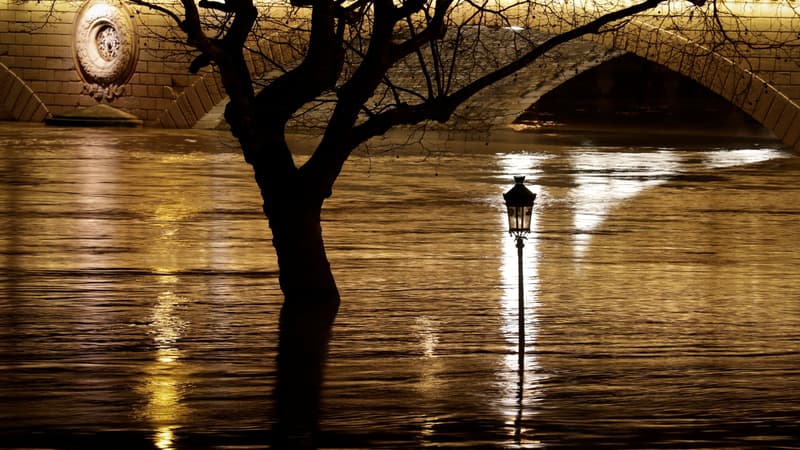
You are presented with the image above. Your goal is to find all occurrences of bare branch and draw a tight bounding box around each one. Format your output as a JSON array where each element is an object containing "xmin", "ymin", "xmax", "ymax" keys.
[{"xmin": 127, "ymin": 0, "xmax": 183, "ymax": 27}]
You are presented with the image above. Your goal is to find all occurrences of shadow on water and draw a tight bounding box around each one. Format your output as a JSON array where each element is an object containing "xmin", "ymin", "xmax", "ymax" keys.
[{"xmin": 1, "ymin": 123, "xmax": 799, "ymax": 449}]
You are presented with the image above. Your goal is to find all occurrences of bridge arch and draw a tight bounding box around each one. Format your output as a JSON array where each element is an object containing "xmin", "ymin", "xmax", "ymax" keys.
[
  {"xmin": 449, "ymin": 24, "xmax": 799, "ymax": 151},
  {"xmin": 0, "ymin": 62, "xmax": 50, "ymax": 123},
  {"xmin": 158, "ymin": 71, "xmax": 227, "ymax": 128},
  {"xmin": 588, "ymin": 20, "xmax": 800, "ymax": 150}
]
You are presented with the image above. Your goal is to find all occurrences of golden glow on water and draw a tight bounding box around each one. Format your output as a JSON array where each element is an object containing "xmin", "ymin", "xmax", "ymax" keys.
[
  {"xmin": 569, "ymin": 151, "xmax": 679, "ymax": 258},
  {"xmin": 703, "ymin": 148, "xmax": 784, "ymax": 169},
  {"xmin": 496, "ymin": 153, "xmax": 546, "ymax": 448},
  {"xmin": 135, "ymin": 276, "xmax": 191, "ymax": 450},
  {"xmin": 154, "ymin": 426, "xmax": 177, "ymax": 450},
  {"xmin": 2, "ymin": 125, "xmax": 799, "ymax": 448},
  {"xmin": 413, "ymin": 317, "xmax": 439, "ymax": 358},
  {"xmin": 497, "ymin": 154, "xmax": 542, "ymax": 346}
]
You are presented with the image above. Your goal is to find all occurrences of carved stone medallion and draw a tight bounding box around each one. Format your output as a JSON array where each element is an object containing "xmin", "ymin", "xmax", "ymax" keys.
[{"xmin": 73, "ymin": 0, "xmax": 138, "ymax": 101}]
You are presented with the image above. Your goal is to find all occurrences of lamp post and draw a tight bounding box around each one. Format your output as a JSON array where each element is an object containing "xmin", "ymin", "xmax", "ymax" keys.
[{"xmin": 503, "ymin": 176, "xmax": 537, "ymax": 370}]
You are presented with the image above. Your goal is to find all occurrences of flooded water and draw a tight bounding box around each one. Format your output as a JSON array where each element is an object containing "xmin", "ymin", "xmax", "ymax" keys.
[{"xmin": 1, "ymin": 123, "xmax": 798, "ymax": 449}]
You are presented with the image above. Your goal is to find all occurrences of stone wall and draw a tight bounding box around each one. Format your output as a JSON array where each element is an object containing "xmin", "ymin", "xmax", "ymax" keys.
[{"xmin": 0, "ymin": 0, "xmax": 209, "ymax": 126}]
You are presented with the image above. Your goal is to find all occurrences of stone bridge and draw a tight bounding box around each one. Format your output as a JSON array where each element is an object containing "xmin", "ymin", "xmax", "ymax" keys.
[{"xmin": 1, "ymin": 0, "xmax": 799, "ymax": 150}]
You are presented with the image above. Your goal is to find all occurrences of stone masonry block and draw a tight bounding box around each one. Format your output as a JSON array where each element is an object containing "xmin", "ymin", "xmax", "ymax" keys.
[
  {"xmin": 11, "ymin": 89, "xmax": 33, "ymax": 117},
  {"xmin": 752, "ymin": 87, "xmax": 777, "ymax": 123},
  {"xmin": 19, "ymin": 95, "xmax": 41, "ymax": 122},
  {"xmin": 136, "ymin": 97, "xmax": 158, "ymax": 111},
  {"xmin": 770, "ymin": 72, "xmax": 792, "ymax": 86},
  {"xmin": 53, "ymin": 70, "xmax": 79, "ymax": 82},
  {"xmin": 60, "ymin": 81, "xmax": 84, "ymax": 95},
  {"xmin": 37, "ymin": 45, "xmax": 61, "ymax": 59},
  {"xmin": 138, "ymin": 73, "xmax": 155, "ymax": 85},
  {"xmin": 154, "ymin": 74, "xmax": 172, "ymax": 88},
  {"xmin": 780, "ymin": 85, "xmax": 800, "ymax": 102},
  {"xmin": 0, "ymin": 68, "xmax": 14, "ymax": 88},
  {"xmin": 658, "ymin": 46, "xmax": 683, "ymax": 73},
  {"xmin": 195, "ymin": 83, "xmax": 213, "ymax": 111},
  {"xmin": 8, "ymin": 43, "xmax": 29, "ymax": 57},
  {"xmin": 159, "ymin": 108, "xmax": 177, "ymax": 128},
  {"xmin": 143, "ymin": 109, "xmax": 160, "ymax": 123},
  {"xmin": 738, "ymin": 76, "xmax": 761, "ymax": 115},
  {"xmin": 31, "ymin": 33, "xmax": 50, "ymax": 46},
  {"xmin": 131, "ymin": 85, "xmax": 148, "ymax": 98},
  {"xmin": 731, "ymin": 71, "xmax": 757, "ymax": 107},
  {"xmin": 184, "ymin": 89, "xmax": 206, "ymax": 121},
  {"xmin": 43, "ymin": 34, "xmax": 72, "ymax": 49},
  {"xmin": 30, "ymin": 103, "xmax": 49, "ymax": 122},
  {"xmin": 29, "ymin": 80, "xmax": 47, "ymax": 93},
  {"xmin": 773, "ymin": 104, "xmax": 798, "ymax": 139},
  {"xmin": 678, "ymin": 53, "xmax": 698, "ymax": 81},
  {"xmin": 14, "ymin": 11, "xmax": 32, "ymax": 22},
  {"xmin": 167, "ymin": 104, "xmax": 189, "ymax": 129},
  {"xmin": 148, "ymin": 61, "xmax": 165, "ymax": 74},
  {"xmin": 19, "ymin": 68, "xmax": 40, "ymax": 81},
  {"xmin": 147, "ymin": 85, "xmax": 164, "ymax": 98},
  {"xmin": 176, "ymin": 96, "xmax": 198, "ymax": 125},
  {"xmin": 203, "ymin": 75, "xmax": 223, "ymax": 104},
  {"xmin": 763, "ymin": 96, "xmax": 787, "ymax": 132},
  {"xmin": 12, "ymin": 57, "xmax": 33, "ymax": 69},
  {"xmin": 698, "ymin": 58, "xmax": 720, "ymax": 90},
  {"xmin": 31, "ymin": 11, "xmax": 58, "ymax": 23},
  {"xmin": 45, "ymin": 58, "xmax": 73, "ymax": 71},
  {"xmin": 784, "ymin": 113, "xmax": 800, "ymax": 150},
  {"xmin": 754, "ymin": 56, "xmax": 776, "ymax": 73},
  {"xmin": 774, "ymin": 58, "xmax": 798, "ymax": 73},
  {"xmin": 4, "ymin": 82, "xmax": 23, "ymax": 111},
  {"xmin": 709, "ymin": 61, "xmax": 732, "ymax": 96},
  {"xmin": 44, "ymin": 23, "xmax": 73, "ymax": 36},
  {"xmin": 44, "ymin": 93, "xmax": 74, "ymax": 107}
]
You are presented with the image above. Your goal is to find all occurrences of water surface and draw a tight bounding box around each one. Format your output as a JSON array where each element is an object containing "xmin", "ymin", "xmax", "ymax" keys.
[{"xmin": 1, "ymin": 123, "xmax": 798, "ymax": 449}]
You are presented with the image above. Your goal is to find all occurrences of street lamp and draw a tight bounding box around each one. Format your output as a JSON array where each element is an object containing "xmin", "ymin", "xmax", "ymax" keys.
[{"xmin": 503, "ymin": 176, "xmax": 537, "ymax": 369}]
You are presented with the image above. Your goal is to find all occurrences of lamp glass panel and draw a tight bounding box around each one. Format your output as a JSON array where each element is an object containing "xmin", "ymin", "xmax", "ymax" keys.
[{"xmin": 507, "ymin": 205, "xmax": 533, "ymax": 234}]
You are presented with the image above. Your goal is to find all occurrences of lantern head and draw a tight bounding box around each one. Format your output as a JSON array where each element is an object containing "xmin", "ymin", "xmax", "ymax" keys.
[{"xmin": 503, "ymin": 176, "xmax": 536, "ymax": 238}]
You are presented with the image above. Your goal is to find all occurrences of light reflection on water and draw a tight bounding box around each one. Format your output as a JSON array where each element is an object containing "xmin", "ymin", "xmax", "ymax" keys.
[
  {"xmin": 568, "ymin": 150, "xmax": 680, "ymax": 259},
  {"xmin": 496, "ymin": 152, "xmax": 546, "ymax": 449},
  {"xmin": 1, "ymin": 123, "xmax": 799, "ymax": 449}
]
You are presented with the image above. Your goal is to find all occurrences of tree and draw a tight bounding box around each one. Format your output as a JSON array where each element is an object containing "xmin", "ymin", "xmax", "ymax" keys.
[{"xmin": 113, "ymin": 0, "xmax": 794, "ymax": 447}]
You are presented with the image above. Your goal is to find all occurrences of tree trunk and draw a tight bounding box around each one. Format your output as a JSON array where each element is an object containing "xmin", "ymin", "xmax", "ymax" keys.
[{"xmin": 268, "ymin": 199, "xmax": 340, "ymax": 450}]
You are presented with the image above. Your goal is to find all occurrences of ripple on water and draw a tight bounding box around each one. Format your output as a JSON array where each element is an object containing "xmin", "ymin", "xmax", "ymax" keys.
[{"xmin": 1, "ymin": 124, "xmax": 798, "ymax": 448}]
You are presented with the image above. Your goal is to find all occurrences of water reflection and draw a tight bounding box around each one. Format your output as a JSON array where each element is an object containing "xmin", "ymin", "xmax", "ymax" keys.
[
  {"xmin": 135, "ymin": 278, "xmax": 190, "ymax": 450},
  {"xmin": 703, "ymin": 147, "xmax": 785, "ymax": 169},
  {"xmin": 569, "ymin": 150, "xmax": 679, "ymax": 259},
  {"xmin": 411, "ymin": 316, "xmax": 445, "ymax": 445},
  {"xmin": 496, "ymin": 153, "xmax": 545, "ymax": 448},
  {"xmin": 75, "ymin": 134, "xmax": 120, "ymax": 270},
  {"xmin": 410, "ymin": 314, "xmax": 446, "ymax": 443}
]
